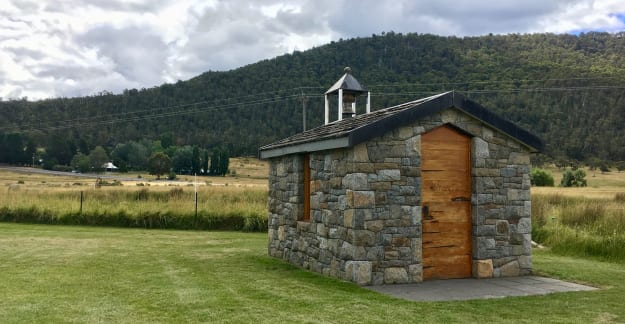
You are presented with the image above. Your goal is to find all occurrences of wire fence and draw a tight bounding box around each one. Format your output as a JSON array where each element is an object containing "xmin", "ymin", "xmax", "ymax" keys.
[{"xmin": 0, "ymin": 186, "xmax": 268, "ymax": 232}]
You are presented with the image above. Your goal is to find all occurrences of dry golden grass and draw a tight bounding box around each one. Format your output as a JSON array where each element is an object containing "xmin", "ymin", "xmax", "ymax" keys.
[
  {"xmin": 1, "ymin": 183, "xmax": 267, "ymax": 216},
  {"xmin": 0, "ymin": 158, "xmax": 269, "ymax": 231},
  {"xmin": 532, "ymin": 186, "xmax": 625, "ymax": 199},
  {"xmin": 532, "ymin": 166, "xmax": 625, "ymax": 261},
  {"xmin": 159, "ymin": 157, "xmax": 269, "ymax": 188},
  {"xmin": 533, "ymin": 166, "xmax": 625, "ymax": 199},
  {"xmin": 547, "ymin": 166, "xmax": 625, "ymax": 187}
]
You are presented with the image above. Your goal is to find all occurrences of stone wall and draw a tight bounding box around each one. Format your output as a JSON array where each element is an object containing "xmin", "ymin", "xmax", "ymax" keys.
[
  {"xmin": 268, "ymin": 154, "xmax": 303, "ymax": 260},
  {"xmin": 267, "ymin": 107, "xmax": 532, "ymax": 285}
]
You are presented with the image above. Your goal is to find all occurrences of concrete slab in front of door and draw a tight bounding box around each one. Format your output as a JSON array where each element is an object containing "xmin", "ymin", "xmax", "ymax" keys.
[{"xmin": 365, "ymin": 276, "xmax": 597, "ymax": 302}]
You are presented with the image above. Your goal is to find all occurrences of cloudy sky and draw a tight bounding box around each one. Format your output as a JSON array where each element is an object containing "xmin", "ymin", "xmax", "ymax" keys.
[{"xmin": 1, "ymin": 0, "xmax": 624, "ymax": 100}]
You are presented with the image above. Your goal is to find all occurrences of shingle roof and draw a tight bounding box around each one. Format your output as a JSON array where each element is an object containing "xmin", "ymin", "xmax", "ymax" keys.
[{"xmin": 259, "ymin": 91, "xmax": 543, "ymax": 159}]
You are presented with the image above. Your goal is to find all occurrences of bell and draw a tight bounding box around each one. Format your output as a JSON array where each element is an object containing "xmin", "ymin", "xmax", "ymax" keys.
[{"xmin": 342, "ymin": 93, "xmax": 356, "ymax": 118}]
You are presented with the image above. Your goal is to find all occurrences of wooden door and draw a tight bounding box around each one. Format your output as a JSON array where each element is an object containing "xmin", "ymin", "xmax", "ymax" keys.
[{"xmin": 421, "ymin": 125, "xmax": 472, "ymax": 280}]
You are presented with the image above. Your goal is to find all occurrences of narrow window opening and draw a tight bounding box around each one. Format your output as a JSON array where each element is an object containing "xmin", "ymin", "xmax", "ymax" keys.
[{"xmin": 302, "ymin": 154, "xmax": 311, "ymax": 222}]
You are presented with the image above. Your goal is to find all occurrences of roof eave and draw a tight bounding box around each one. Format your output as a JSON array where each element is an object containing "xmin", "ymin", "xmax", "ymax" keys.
[
  {"xmin": 259, "ymin": 136, "xmax": 350, "ymax": 159},
  {"xmin": 325, "ymin": 74, "xmax": 368, "ymax": 95},
  {"xmin": 347, "ymin": 91, "xmax": 542, "ymax": 152},
  {"xmin": 325, "ymin": 74, "xmax": 347, "ymax": 94},
  {"xmin": 451, "ymin": 94, "xmax": 544, "ymax": 152}
]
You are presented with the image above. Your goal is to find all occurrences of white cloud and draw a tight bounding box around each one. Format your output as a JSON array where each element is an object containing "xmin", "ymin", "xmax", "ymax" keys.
[
  {"xmin": 536, "ymin": 0, "xmax": 625, "ymax": 33},
  {"xmin": 0, "ymin": 0, "xmax": 623, "ymax": 100}
]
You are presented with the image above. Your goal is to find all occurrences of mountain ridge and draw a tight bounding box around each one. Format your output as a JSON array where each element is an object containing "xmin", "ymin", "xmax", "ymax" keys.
[{"xmin": 1, "ymin": 31, "xmax": 625, "ymax": 165}]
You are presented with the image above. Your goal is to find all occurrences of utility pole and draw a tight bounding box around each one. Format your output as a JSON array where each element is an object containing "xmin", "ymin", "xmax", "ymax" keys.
[{"xmin": 300, "ymin": 89, "xmax": 307, "ymax": 131}]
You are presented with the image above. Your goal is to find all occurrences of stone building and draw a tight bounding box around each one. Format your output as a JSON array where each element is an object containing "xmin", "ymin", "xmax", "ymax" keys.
[{"xmin": 259, "ymin": 71, "xmax": 542, "ymax": 286}]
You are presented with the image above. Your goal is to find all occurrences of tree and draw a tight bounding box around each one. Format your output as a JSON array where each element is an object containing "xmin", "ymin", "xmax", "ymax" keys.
[
  {"xmin": 202, "ymin": 150, "xmax": 209, "ymax": 175},
  {"xmin": 191, "ymin": 146, "xmax": 201, "ymax": 175},
  {"xmin": 4, "ymin": 133, "xmax": 24, "ymax": 164},
  {"xmin": 159, "ymin": 132, "xmax": 175, "ymax": 149},
  {"xmin": 530, "ymin": 154, "xmax": 549, "ymax": 167},
  {"xmin": 209, "ymin": 149, "xmax": 220, "ymax": 175},
  {"xmin": 152, "ymin": 140, "xmax": 164, "ymax": 153},
  {"xmin": 148, "ymin": 152, "xmax": 172, "ymax": 180},
  {"xmin": 88, "ymin": 146, "xmax": 109, "ymax": 172},
  {"xmin": 112, "ymin": 141, "xmax": 151, "ymax": 171},
  {"xmin": 587, "ymin": 157, "xmax": 610, "ymax": 175},
  {"xmin": 560, "ymin": 169, "xmax": 587, "ymax": 187},
  {"xmin": 530, "ymin": 168, "xmax": 554, "ymax": 186},
  {"xmin": 600, "ymin": 162, "xmax": 609, "ymax": 173},
  {"xmin": 208, "ymin": 147, "xmax": 229, "ymax": 176},
  {"xmin": 172, "ymin": 145, "xmax": 193, "ymax": 174},
  {"xmin": 554, "ymin": 159, "xmax": 568, "ymax": 170},
  {"xmin": 71, "ymin": 153, "xmax": 91, "ymax": 173},
  {"xmin": 0, "ymin": 134, "xmax": 6, "ymax": 163},
  {"xmin": 47, "ymin": 135, "xmax": 74, "ymax": 166},
  {"xmin": 127, "ymin": 141, "xmax": 150, "ymax": 170},
  {"xmin": 587, "ymin": 157, "xmax": 601, "ymax": 172},
  {"xmin": 24, "ymin": 138, "xmax": 37, "ymax": 166},
  {"xmin": 42, "ymin": 157, "xmax": 58, "ymax": 171},
  {"xmin": 616, "ymin": 161, "xmax": 625, "ymax": 172},
  {"xmin": 219, "ymin": 149, "xmax": 230, "ymax": 176}
]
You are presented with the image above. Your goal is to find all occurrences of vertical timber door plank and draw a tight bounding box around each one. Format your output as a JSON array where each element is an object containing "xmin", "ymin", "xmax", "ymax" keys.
[{"xmin": 422, "ymin": 125, "xmax": 471, "ymax": 280}]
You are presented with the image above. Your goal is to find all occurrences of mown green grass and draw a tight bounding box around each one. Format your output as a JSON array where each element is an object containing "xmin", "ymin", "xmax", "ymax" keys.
[{"xmin": 1, "ymin": 223, "xmax": 623, "ymax": 323}]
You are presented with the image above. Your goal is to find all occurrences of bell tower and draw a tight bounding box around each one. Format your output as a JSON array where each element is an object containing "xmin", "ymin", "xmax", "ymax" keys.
[{"xmin": 324, "ymin": 67, "xmax": 370, "ymax": 124}]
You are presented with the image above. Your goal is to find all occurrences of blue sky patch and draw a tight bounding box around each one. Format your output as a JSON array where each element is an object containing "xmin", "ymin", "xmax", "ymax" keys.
[
  {"xmin": 568, "ymin": 13, "xmax": 625, "ymax": 35},
  {"xmin": 614, "ymin": 13, "xmax": 625, "ymax": 25}
]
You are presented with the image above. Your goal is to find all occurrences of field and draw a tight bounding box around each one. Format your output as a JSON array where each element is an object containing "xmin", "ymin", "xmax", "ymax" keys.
[
  {"xmin": 534, "ymin": 166, "xmax": 625, "ymax": 198},
  {"xmin": 0, "ymin": 157, "xmax": 269, "ymax": 187},
  {"xmin": 1, "ymin": 162, "xmax": 625, "ymax": 322},
  {"xmin": 531, "ymin": 167, "xmax": 625, "ymax": 262},
  {"xmin": 0, "ymin": 158, "xmax": 269, "ymax": 231},
  {"xmin": 0, "ymin": 223, "xmax": 623, "ymax": 323},
  {"xmin": 2, "ymin": 162, "xmax": 625, "ymax": 258}
]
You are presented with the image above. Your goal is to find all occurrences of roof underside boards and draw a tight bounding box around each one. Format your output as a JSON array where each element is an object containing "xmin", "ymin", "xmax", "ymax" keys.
[{"xmin": 259, "ymin": 91, "xmax": 543, "ymax": 159}]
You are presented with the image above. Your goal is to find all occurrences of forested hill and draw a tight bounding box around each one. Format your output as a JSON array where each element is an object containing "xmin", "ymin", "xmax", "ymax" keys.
[{"xmin": 1, "ymin": 31, "xmax": 625, "ymax": 166}]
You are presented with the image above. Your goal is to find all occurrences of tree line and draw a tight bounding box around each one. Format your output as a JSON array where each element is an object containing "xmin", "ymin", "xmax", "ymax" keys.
[
  {"xmin": 0, "ymin": 132, "xmax": 229, "ymax": 177},
  {"xmin": 1, "ymin": 31, "xmax": 625, "ymax": 167}
]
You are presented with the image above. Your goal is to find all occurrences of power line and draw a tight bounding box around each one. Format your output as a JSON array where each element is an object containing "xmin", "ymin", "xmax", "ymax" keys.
[
  {"xmin": 372, "ymin": 85, "xmax": 625, "ymax": 97},
  {"xmin": 2, "ymin": 79, "xmax": 624, "ymax": 134},
  {"xmin": 4, "ymin": 87, "xmax": 323, "ymax": 130},
  {"xmin": 367, "ymin": 76, "xmax": 624, "ymax": 89},
  {"xmin": 2, "ymin": 94, "xmax": 301, "ymax": 133},
  {"xmin": 0, "ymin": 85, "xmax": 328, "ymax": 131},
  {"xmin": 10, "ymin": 80, "xmax": 619, "ymax": 132}
]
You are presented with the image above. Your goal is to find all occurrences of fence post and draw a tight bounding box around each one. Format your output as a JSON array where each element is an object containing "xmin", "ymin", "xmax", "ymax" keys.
[
  {"xmin": 194, "ymin": 191, "xmax": 198, "ymax": 226},
  {"xmin": 194, "ymin": 173, "xmax": 198, "ymax": 228}
]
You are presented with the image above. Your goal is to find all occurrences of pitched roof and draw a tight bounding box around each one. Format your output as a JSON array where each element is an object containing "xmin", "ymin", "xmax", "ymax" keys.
[
  {"xmin": 325, "ymin": 70, "xmax": 368, "ymax": 95},
  {"xmin": 259, "ymin": 91, "xmax": 543, "ymax": 159}
]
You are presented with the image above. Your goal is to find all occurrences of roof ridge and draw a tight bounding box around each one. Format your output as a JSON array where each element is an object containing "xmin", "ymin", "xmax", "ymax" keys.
[{"xmin": 259, "ymin": 91, "xmax": 543, "ymax": 158}]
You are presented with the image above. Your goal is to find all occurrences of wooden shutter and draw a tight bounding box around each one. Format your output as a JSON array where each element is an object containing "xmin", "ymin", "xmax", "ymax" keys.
[{"xmin": 303, "ymin": 154, "xmax": 310, "ymax": 221}]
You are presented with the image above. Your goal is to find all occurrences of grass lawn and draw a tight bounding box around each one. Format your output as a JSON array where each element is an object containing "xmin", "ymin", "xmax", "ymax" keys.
[{"xmin": 1, "ymin": 223, "xmax": 623, "ymax": 323}]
